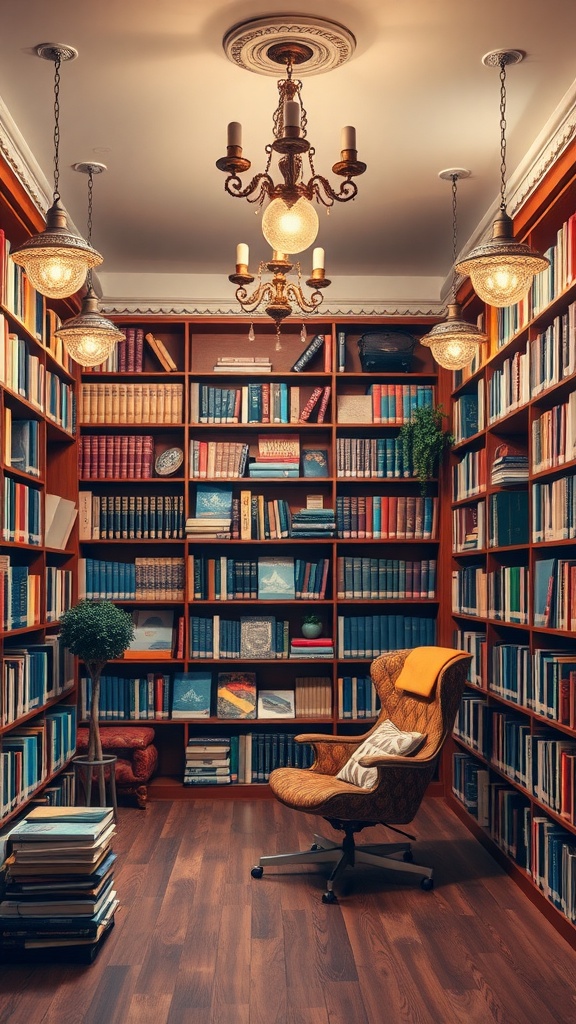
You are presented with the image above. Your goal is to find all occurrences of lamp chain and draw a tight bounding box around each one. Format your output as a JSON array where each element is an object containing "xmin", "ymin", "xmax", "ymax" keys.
[
  {"xmin": 86, "ymin": 168, "xmax": 94, "ymax": 289},
  {"xmin": 499, "ymin": 55, "xmax": 508, "ymax": 212},
  {"xmin": 52, "ymin": 54, "xmax": 62, "ymax": 202},
  {"xmin": 451, "ymin": 173, "xmax": 458, "ymax": 301}
]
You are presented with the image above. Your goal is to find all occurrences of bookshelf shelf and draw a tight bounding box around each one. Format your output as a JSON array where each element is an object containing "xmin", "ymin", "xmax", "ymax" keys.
[{"xmin": 448, "ymin": 140, "xmax": 576, "ymax": 942}]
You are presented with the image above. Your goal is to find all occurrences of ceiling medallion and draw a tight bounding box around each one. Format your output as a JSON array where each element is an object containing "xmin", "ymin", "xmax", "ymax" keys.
[{"xmin": 223, "ymin": 16, "xmax": 356, "ymax": 77}]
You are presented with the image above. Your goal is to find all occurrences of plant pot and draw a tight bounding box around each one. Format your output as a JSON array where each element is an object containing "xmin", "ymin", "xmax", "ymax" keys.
[
  {"xmin": 301, "ymin": 623, "xmax": 322, "ymax": 639},
  {"xmin": 73, "ymin": 754, "xmax": 118, "ymax": 817}
]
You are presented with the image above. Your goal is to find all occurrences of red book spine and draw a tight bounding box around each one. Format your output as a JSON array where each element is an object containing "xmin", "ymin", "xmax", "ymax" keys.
[
  {"xmin": 128, "ymin": 435, "xmax": 137, "ymax": 477},
  {"xmin": 105, "ymin": 435, "xmax": 115, "ymax": 480},
  {"xmin": 126, "ymin": 327, "xmax": 136, "ymax": 371},
  {"xmin": 142, "ymin": 436, "xmax": 154, "ymax": 478},
  {"xmin": 97, "ymin": 435, "xmax": 107, "ymax": 478},
  {"xmin": 134, "ymin": 436, "xmax": 143, "ymax": 478},
  {"xmin": 261, "ymin": 382, "xmax": 271, "ymax": 423},
  {"xmin": 113, "ymin": 435, "xmax": 122, "ymax": 478},
  {"xmin": 135, "ymin": 328, "xmax": 144, "ymax": 371},
  {"xmin": 120, "ymin": 436, "xmax": 129, "ymax": 478},
  {"xmin": 299, "ymin": 386, "xmax": 323, "ymax": 422},
  {"xmin": 117, "ymin": 334, "xmax": 127, "ymax": 371},
  {"xmin": 175, "ymin": 615, "xmax": 185, "ymax": 659},
  {"xmin": 316, "ymin": 385, "xmax": 331, "ymax": 424}
]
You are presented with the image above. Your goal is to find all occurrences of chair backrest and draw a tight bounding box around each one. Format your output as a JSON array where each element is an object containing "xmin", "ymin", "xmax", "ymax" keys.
[{"xmin": 369, "ymin": 647, "xmax": 471, "ymax": 763}]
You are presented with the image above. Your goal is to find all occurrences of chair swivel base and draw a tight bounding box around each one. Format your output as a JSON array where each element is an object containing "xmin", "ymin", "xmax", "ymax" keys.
[{"xmin": 251, "ymin": 831, "xmax": 434, "ymax": 903}]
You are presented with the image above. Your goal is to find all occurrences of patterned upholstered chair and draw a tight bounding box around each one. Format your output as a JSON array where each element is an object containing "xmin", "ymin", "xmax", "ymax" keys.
[{"xmin": 251, "ymin": 647, "xmax": 471, "ymax": 902}]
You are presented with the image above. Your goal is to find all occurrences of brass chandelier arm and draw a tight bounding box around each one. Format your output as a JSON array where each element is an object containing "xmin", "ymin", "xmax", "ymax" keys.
[
  {"xmin": 223, "ymin": 172, "xmax": 276, "ymax": 203},
  {"xmin": 285, "ymin": 281, "xmax": 324, "ymax": 313},
  {"xmin": 307, "ymin": 173, "xmax": 359, "ymax": 205},
  {"xmin": 234, "ymin": 279, "xmax": 275, "ymax": 313}
]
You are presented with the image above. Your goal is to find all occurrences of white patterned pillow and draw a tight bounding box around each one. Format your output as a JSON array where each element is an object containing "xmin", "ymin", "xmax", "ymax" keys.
[{"xmin": 336, "ymin": 720, "xmax": 425, "ymax": 789}]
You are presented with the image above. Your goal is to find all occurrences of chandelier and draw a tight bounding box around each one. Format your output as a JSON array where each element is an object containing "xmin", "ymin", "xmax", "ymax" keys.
[
  {"xmin": 229, "ymin": 243, "xmax": 330, "ymax": 333},
  {"xmin": 216, "ymin": 17, "xmax": 365, "ymax": 255},
  {"xmin": 11, "ymin": 43, "xmax": 102, "ymax": 299},
  {"xmin": 54, "ymin": 163, "xmax": 124, "ymax": 367},
  {"xmin": 420, "ymin": 170, "xmax": 488, "ymax": 371},
  {"xmin": 456, "ymin": 49, "xmax": 549, "ymax": 307}
]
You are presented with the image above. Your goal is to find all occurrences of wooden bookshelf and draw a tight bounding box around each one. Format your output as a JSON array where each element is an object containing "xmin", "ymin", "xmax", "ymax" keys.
[
  {"xmin": 445, "ymin": 139, "xmax": 576, "ymax": 943},
  {"xmin": 0, "ymin": 152, "xmax": 80, "ymax": 824},
  {"xmin": 76, "ymin": 313, "xmax": 450, "ymax": 795}
]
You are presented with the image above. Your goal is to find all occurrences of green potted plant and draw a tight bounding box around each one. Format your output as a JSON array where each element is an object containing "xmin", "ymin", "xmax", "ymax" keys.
[
  {"xmin": 399, "ymin": 404, "xmax": 454, "ymax": 493},
  {"xmin": 59, "ymin": 600, "xmax": 134, "ymax": 803},
  {"xmin": 301, "ymin": 613, "xmax": 323, "ymax": 639}
]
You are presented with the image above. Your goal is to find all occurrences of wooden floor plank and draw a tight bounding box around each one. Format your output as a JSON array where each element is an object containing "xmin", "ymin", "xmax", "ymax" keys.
[{"xmin": 0, "ymin": 796, "xmax": 575, "ymax": 1024}]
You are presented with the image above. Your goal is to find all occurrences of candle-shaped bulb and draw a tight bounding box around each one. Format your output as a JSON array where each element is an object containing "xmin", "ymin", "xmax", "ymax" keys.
[
  {"xmin": 283, "ymin": 100, "xmax": 300, "ymax": 130},
  {"xmin": 312, "ymin": 247, "xmax": 325, "ymax": 272},
  {"xmin": 228, "ymin": 122, "xmax": 242, "ymax": 148},
  {"xmin": 236, "ymin": 242, "xmax": 249, "ymax": 267},
  {"xmin": 341, "ymin": 126, "xmax": 356, "ymax": 152}
]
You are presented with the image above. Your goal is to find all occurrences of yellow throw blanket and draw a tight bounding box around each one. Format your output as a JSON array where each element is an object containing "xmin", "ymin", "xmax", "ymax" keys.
[{"xmin": 395, "ymin": 647, "xmax": 470, "ymax": 697}]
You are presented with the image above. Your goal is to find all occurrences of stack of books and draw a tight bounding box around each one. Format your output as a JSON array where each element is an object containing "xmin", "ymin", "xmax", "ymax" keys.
[
  {"xmin": 212, "ymin": 356, "xmax": 272, "ymax": 373},
  {"xmin": 249, "ymin": 433, "xmax": 300, "ymax": 478},
  {"xmin": 184, "ymin": 737, "xmax": 231, "ymax": 785},
  {"xmin": 290, "ymin": 507, "xmax": 336, "ymax": 538},
  {"xmin": 0, "ymin": 807, "xmax": 118, "ymax": 963},
  {"xmin": 185, "ymin": 482, "xmax": 233, "ymax": 538},
  {"xmin": 491, "ymin": 443, "xmax": 529, "ymax": 486},
  {"xmin": 290, "ymin": 637, "xmax": 335, "ymax": 659}
]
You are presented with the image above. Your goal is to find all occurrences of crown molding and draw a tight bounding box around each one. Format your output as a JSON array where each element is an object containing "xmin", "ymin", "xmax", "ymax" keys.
[
  {"xmin": 0, "ymin": 96, "xmax": 52, "ymax": 214},
  {"xmin": 99, "ymin": 297, "xmax": 444, "ymax": 318}
]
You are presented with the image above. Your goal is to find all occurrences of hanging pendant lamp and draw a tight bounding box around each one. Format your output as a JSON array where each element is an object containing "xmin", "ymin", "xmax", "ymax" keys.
[
  {"xmin": 54, "ymin": 163, "xmax": 124, "ymax": 367},
  {"xmin": 421, "ymin": 169, "xmax": 488, "ymax": 371},
  {"xmin": 11, "ymin": 43, "xmax": 102, "ymax": 299},
  {"xmin": 455, "ymin": 50, "xmax": 549, "ymax": 308}
]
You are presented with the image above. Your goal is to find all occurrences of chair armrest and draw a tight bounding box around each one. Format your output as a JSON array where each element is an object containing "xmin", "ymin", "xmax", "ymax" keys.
[
  {"xmin": 294, "ymin": 733, "xmax": 365, "ymax": 746},
  {"xmin": 293, "ymin": 734, "xmax": 363, "ymax": 775},
  {"xmin": 358, "ymin": 752, "xmax": 438, "ymax": 769}
]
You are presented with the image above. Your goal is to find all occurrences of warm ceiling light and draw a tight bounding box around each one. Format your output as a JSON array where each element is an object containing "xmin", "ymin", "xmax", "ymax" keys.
[
  {"xmin": 54, "ymin": 163, "xmax": 124, "ymax": 367},
  {"xmin": 455, "ymin": 49, "xmax": 549, "ymax": 308},
  {"xmin": 11, "ymin": 44, "xmax": 102, "ymax": 299},
  {"xmin": 420, "ymin": 170, "xmax": 488, "ymax": 371},
  {"xmin": 229, "ymin": 243, "xmax": 330, "ymax": 338},
  {"xmin": 216, "ymin": 17, "xmax": 365, "ymax": 255}
]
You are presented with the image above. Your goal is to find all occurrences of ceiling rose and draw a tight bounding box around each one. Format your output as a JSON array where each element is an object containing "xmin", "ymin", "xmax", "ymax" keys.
[{"xmin": 223, "ymin": 16, "xmax": 356, "ymax": 76}]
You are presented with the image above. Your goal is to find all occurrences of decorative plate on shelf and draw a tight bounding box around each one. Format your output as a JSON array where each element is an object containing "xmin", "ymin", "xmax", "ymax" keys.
[{"xmin": 155, "ymin": 447, "xmax": 184, "ymax": 476}]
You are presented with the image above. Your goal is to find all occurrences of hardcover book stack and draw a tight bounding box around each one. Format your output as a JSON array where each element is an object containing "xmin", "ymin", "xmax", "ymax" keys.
[
  {"xmin": 491, "ymin": 443, "xmax": 529, "ymax": 486},
  {"xmin": 0, "ymin": 807, "xmax": 118, "ymax": 963},
  {"xmin": 290, "ymin": 507, "xmax": 336, "ymax": 538},
  {"xmin": 184, "ymin": 737, "xmax": 231, "ymax": 785},
  {"xmin": 249, "ymin": 434, "xmax": 300, "ymax": 479},
  {"xmin": 290, "ymin": 637, "xmax": 335, "ymax": 659}
]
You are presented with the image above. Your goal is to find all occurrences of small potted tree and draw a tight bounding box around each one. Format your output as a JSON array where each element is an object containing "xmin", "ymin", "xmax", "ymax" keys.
[
  {"xmin": 399, "ymin": 404, "xmax": 454, "ymax": 493},
  {"xmin": 59, "ymin": 600, "xmax": 134, "ymax": 805}
]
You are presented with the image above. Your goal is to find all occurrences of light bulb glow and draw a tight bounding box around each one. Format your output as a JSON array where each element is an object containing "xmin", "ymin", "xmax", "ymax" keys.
[
  {"xmin": 12, "ymin": 247, "xmax": 95, "ymax": 300},
  {"xmin": 429, "ymin": 337, "xmax": 479, "ymax": 370},
  {"xmin": 262, "ymin": 197, "xmax": 319, "ymax": 255},
  {"xmin": 466, "ymin": 256, "xmax": 534, "ymax": 307}
]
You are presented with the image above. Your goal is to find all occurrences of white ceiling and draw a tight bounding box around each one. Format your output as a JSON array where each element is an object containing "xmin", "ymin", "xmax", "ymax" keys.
[{"xmin": 0, "ymin": 0, "xmax": 575, "ymax": 308}]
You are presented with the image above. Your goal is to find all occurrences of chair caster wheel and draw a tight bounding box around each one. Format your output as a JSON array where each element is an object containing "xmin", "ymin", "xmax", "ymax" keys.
[
  {"xmin": 421, "ymin": 877, "xmax": 434, "ymax": 891},
  {"xmin": 322, "ymin": 891, "xmax": 338, "ymax": 904},
  {"xmin": 311, "ymin": 843, "xmax": 321, "ymax": 851},
  {"xmin": 251, "ymin": 865, "xmax": 263, "ymax": 879},
  {"xmin": 403, "ymin": 850, "xmax": 413, "ymax": 862}
]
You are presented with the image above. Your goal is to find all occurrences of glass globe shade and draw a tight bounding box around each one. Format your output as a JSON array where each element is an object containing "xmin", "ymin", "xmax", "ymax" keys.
[
  {"xmin": 11, "ymin": 200, "xmax": 103, "ymax": 300},
  {"xmin": 429, "ymin": 337, "xmax": 480, "ymax": 371},
  {"xmin": 262, "ymin": 197, "xmax": 319, "ymax": 255},
  {"xmin": 54, "ymin": 290, "xmax": 125, "ymax": 367},
  {"xmin": 465, "ymin": 257, "xmax": 537, "ymax": 308}
]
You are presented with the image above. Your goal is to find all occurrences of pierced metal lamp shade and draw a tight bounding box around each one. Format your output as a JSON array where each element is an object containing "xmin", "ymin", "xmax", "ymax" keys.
[
  {"xmin": 11, "ymin": 200, "xmax": 103, "ymax": 300},
  {"xmin": 262, "ymin": 196, "xmax": 319, "ymax": 255},
  {"xmin": 455, "ymin": 210, "xmax": 549, "ymax": 308},
  {"xmin": 420, "ymin": 302, "xmax": 488, "ymax": 370},
  {"xmin": 54, "ymin": 288, "xmax": 124, "ymax": 367}
]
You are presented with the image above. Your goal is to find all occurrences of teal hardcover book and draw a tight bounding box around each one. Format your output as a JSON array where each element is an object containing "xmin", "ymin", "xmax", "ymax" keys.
[
  {"xmin": 195, "ymin": 483, "xmax": 233, "ymax": 518},
  {"xmin": 302, "ymin": 448, "xmax": 329, "ymax": 477},
  {"xmin": 171, "ymin": 671, "xmax": 212, "ymax": 718},
  {"xmin": 257, "ymin": 557, "xmax": 295, "ymax": 600}
]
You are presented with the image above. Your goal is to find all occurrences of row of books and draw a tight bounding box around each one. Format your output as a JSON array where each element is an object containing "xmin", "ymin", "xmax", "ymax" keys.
[
  {"xmin": 183, "ymin": 733, "xmax": 315, "ymax": 786},
  {"xmin": 530, "ymin": 304, "xmax": 576, "ymax": 394},
  {"xmin": 338, "ymin": 675, "xmax": 380, "ymax": 719},
  {"xmin": 1, "ymin": 636, "xmax": 74, "ymax": 728},
  {"xmin": 0, "ymin": 326, "xmax": 45, "ymax": 410},
  {"xmin": 452, "ymin": 501, "xmax": 485, "ymax": 553},
  {"xmin": 190, "ymin": 440, "xmax": 249, "ymax": 479},
  {"xmin": 45, "ymin": 371, "xmax": 75, "ymax": 434},
  {"xmin": 1, "ymin": 476, "xmax": 41, "ymax": 545},
  {"xmin": 488, "ymin": 490, "xmax": 529, "ymax": 547},
  {"xmin": 335, "ymin": 494, "xmax": 438, "ymax": 540},
  {"xmin": 83, "ymin": 324, "xmax": 145, "ymax": 372},
  {"xmin": 452, "ymin": 386, "xmax": 484, "ymax": 443},
  {"xmin": 452, "ymin": 565, "xmax": 529, "ymax": 624},
  {"xmin": 188, "ymin": 553, "xmax": 329, "ymax": 600},
  {"xmin": 80, "ymin": 672, "xmax": 338, "ymax": 722},
  {"xmin": 337, "ymin": 614, "xmax": 436, "ymax": 659},
  {"xmin": 365, "ymin": 382, "xmax": 435, "ymax": 425},
  {"xmin": 78, "ymin": 434, "xmax": 155, "ymax": 479},
  {"xmin": 2, "ymin": 411, "xmax": 40, "ymax": 477},
  {"xmin": 190, "ymin": 381, "xmax": 331, "ymax": 425},
  {"xmin": 0, "ymin": 807, "xmax": 118, "ymax": 964},
  {"xmin": 77, "ymin": 556, "xmax": 185, "ymax": 601},
  {"xmin": 0, "ymin": 229, "xmax": 45, "ymax": 340},
  {"xmin": 453, "ymin": 629, "xmax": 486, "ymax": 688},
  {"xmin": 532, "ymin": 390, "xmax": 576, "ymax": 471},
  {"xmin": 45, "ymin": 566, "xmax": 73, "ymax": 624},
  {"xmin": 532, "ymin": 472, "xmax": 576, "ymax": 542},
  {"xmin": 452, "ymin": 448, "xmax": 487, "ymax": 500},
  {"xmin": 1, "ymin": 704, "xmax": 77, "ymax": 818},
  {"xmin": 335, "ymin": 435, "xmax": 415, "ymax": 479},
  {"xmin": 79, "ymin": 382, "xmax": 184, "ymax": 424},
  {"xmin": 533, "ymin": 556, "xmax": 576, "ymax": 631},
  {"xmin": 336, "ymin": 556, "xmax": 437, "ymax": 599},
  {"xmin": 79, "ymin": 491, "xmax": 185, "ymax": 540},
  {"xmin": 490, "ymin": 645, "xmax": 576, "ymax": 727},
  {"xmin": 0, "ymin": 557, "xmax": 41, "ymax": 631},
  {"xmin": 189, "ymin": 615, "xmax": 290, "ymax": 660},
  {"xmin": 488, "ymin": 349, "xmax": 530, "ymax": 423}
]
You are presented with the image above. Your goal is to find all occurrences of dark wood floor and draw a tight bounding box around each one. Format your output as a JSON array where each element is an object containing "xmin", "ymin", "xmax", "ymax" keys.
[{"xmin": 0, "ymin": 796, "xmax": 575, "ymax": 1023}]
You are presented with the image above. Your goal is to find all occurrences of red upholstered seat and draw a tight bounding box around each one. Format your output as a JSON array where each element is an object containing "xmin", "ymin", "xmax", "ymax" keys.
[{"xmin": 76, "ymin": 726, "xmax": 158, "ymax": 807}]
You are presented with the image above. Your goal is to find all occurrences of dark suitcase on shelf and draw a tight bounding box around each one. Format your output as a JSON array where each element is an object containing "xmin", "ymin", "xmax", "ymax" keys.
[{"xmin": 357, "ymin": 330, "xmax": 416, "ymax": 373}]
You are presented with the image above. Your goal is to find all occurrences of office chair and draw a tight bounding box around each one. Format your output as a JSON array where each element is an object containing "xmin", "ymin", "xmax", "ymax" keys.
[{"xmin": 251, "ymin": 646, "xmax": 471, "ymax": 902}]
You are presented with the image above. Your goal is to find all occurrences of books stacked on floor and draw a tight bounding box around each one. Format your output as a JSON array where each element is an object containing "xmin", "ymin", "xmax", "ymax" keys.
[
  {"xmin": 290, "ymin": 507, "xmax": 336, "ymax": 538},
  {"xmin": 184, "ymin": 736, "xmax": 231, "ymax": 785},
  {"xmin": 491, "ymin": 443, "xmax": 529, "ymax": 486},
  {"xmin": 0, "ymin": 806, "xmax": 118, "ymax": 964},
  {"xmin": 290, "ymin": 637, "xmax": 335, "ymax": 659},
  {"xmin": 212, "ymin": 356, "xmax": 272, "ymax": 373}
]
